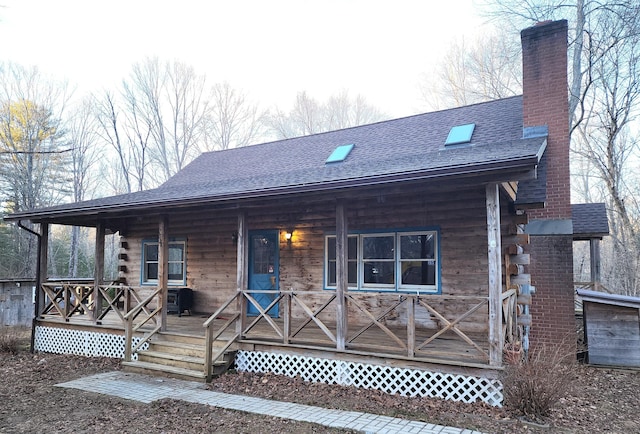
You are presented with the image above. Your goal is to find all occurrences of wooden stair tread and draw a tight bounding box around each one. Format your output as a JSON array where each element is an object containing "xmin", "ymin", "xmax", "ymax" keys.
[
  {"xmin": 140, "ymin": 350, "xmax": 204, "ymax": 364},
  {"xmin": 122, "ymin": 360, "xmax": 206, "ymax": 379},
  {"xmin": 139, "ymin": 350, "xmax": 229, "ymax": 366},
  {"xmin": 150, "ymin": 340, "xmax": 204, "ymax": 350}
]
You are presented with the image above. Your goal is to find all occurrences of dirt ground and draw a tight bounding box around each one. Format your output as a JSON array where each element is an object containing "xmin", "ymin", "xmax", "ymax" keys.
[{"xmin": 1, "ymin": 345, "xmax": 639, "ymax": 433}]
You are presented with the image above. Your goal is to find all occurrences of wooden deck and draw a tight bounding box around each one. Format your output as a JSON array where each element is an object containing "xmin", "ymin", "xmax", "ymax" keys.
[{"xmin": 38, "ymin": 309, "xmax": 493, "ymax": 370}]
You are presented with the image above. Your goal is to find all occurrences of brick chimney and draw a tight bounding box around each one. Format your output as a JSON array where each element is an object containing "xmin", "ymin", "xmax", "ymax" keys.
[
  {"xmin": 522, "ymin": 20, "xmax": 571, "ymax": 219},
  {"xmin": 520, "ymin": 20, "xmax": 575, "ymax": 350}
]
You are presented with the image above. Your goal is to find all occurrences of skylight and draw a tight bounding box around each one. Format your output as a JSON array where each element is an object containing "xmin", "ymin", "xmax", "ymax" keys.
[
  {"xmin": 445, "ymin": 123, "xmax": 475, "ymax": 146},
  {"xmin": 326, "ymin": 144, "xmax": 355, "ymax": 164}
]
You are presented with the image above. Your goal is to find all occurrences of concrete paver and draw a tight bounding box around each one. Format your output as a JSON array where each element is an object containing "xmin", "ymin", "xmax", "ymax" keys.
[{"xmin": 57, "ymin": 371, "xmax": 484, "ymax": 434}]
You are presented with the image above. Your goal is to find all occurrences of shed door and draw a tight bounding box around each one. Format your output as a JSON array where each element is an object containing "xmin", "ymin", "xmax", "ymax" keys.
[{"xmin": 247, "ymin": 230, "xmax": 279, "ymax": 317}]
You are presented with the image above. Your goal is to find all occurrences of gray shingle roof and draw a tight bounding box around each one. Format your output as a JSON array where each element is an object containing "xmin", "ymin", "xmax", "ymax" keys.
[
  {"xmin": 6, "ymin": 96, "xmax": 549, "ymax": 224},
  {"xmin": 572, "ymin": 203, "xmax": 609, "ymax": 238}
]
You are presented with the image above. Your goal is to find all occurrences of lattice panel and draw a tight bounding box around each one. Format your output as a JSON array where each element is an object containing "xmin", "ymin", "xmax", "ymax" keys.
[
  {"xmin": 34, "ymin": 326, "xmax": 147, "ymax": 360},
  {"xmin": 235, "ymin": 350, "xmax": 503, "ymax": 407}
]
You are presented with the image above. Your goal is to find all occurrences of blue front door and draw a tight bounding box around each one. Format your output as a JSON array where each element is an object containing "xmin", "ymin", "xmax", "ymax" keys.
[{"xmin": 247, "ymin": 230, "xmax": 279, "ymax": 317}]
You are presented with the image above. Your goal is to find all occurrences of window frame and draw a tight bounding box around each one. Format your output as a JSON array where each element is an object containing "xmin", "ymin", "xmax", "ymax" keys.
[
  {"xmin": 141, "ymin": 239, "xmax": 187, "ymax": 286},
  {"xmin": 324, "ymin": 228, "xmax": 440, "ymax": 294}
]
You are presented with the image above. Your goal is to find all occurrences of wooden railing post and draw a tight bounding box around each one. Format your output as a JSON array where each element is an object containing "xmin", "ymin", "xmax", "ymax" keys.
[
  {"xmin": 124, "ymin": 315, "xmax": 133, "ymax": 362},
  {"xmin": 236, "ymin": 211, "xmax": 248, "ymax": 336},
  {"xmin": 94, "ymin": 221, "xmax": 105, "ymax": 323},
  {"xmin": 63, "ymin": 283, "xmax": 70, "ymax": 320},
  {"xmin": 158, "ymin": 216, "xmax": 169, "ymax": 332},
  {"xmin": 407, "ymin": 295, "xmax": 415, "ymax": 358},
  {"xmin": 486, "ymin": 184, "xmax": 503, "ymax": 366},
  {"xmin": 335, "ymin": 200, "xmax": 348, "ymax": 351},
  {"xmin": 283, "ymin": 292, "xmax": 291, "ymax": 344},
  {"xmin": 204, "ymin": 325, "xmax": 213, "ymax": 382}
]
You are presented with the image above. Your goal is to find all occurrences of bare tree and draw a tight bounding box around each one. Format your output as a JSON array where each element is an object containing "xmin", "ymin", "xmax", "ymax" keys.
[
  {"xmin": 65, "ymin": 97, "xmax": 102, "ymax": 277},
  {"xmin": 267, "ymin": 90, "xmax": 387, "ymax": 139},
  {"xmin": 93, "ymin": 90, "xmax": 149, "ymax": 193},
  {"xmin": 420, "ymin": 31, "xmax": 522, "ymax": 110},
  {"xmin": 123, "ymin": 58, "xmax": 208, "ymax": 184},
  {"xmin": 200, "ymin": 82, "xmax": 267, "ymax": 152}
]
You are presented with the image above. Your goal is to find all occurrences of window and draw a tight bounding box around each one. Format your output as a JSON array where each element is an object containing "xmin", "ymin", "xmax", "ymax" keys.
[
  {"xmin": 326, "ymin": 236, "xmax": 358, "ymax": 288},
  {"xmin": 142, "ymin": 240, "xmax": 186, "ymax": 285},
  {"xmin": 325, "ymin": 229, "xmax": 439, "ymax": 293}
]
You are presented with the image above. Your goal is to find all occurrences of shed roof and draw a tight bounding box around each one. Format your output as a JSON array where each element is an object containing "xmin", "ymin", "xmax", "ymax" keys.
[
  {"xmin": 572, "ymin": 203, "xmax": 609, "ymax": 239},
  {"xmin": 6, "ymin": 96, "xmax": 547, "ymax": 226},
  {"xmin": 577, "ymin": 289, "xmax": 640, "ymax": 309}
]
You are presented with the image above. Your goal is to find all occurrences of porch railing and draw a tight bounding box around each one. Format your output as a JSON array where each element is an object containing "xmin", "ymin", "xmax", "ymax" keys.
[
  {"xmin": 41, "ymin": 281, "xmax": 96, "ymax": 320},
  {"xmin": 203, "ymin": 289, "xmax": 520, "ymax": 368},
  {"xmin": 123, "ymin": 288, "xmax": 162, "ymax": 362},
  {"xmin": 39, "ymin": 281, "xmax": 155, "ymax": 324}
]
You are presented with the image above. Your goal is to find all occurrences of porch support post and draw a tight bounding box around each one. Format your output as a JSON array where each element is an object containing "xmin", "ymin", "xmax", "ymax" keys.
[
  {"xmin": 94, "ymin": 221, "xmax": 105, "ymax": 322},
  {"xmin": 335, "ymin": 200, "xmax": 348, "ymax": 351},
  {"xmin": 236, "ymin": 211, "xmax": 248, "ymax": 335},
  {"xmin": 486, "ymin": 183, "xmax": 503, "ymax": 366},
  {"xmin": 36, "ymin": 223, "xmax": 49, "ymax": 318},
  {"xmin": 590, "ymin": 238, "xmax": 601, "ymax": 289},
  {"xmin": 158, "ymin": 216, "xmax": 169, "ymax": 331}
]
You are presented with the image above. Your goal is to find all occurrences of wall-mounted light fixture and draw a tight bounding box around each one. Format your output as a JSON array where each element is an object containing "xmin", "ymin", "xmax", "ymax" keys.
[
  {"xmin": 231, "ymin": 231, "xmax": 238, "ymax": 244},
  {"xmin": 284, "ymin": 228, "xmax": 294, "ymax": 245}
]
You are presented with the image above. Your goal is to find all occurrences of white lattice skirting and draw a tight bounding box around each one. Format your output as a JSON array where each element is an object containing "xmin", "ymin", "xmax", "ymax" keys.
[
  {"xmin": 34, "ymin": 326, "xmax": 148, "ymax": 360},
  {"xmin": 235, "ymin": 350, "xmax": 504, "ymax": 407}
]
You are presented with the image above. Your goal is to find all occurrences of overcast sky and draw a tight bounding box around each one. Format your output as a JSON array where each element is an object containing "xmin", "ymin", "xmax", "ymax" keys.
[{"xmin": 0, "ymin": 0, "xmax": 490, "ymax": 118}]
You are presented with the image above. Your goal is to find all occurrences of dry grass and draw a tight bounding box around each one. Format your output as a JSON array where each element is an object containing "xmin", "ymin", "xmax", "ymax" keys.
[{"xmin": 0, "ymin": 326, "xmax": 30, "ymax": 354}]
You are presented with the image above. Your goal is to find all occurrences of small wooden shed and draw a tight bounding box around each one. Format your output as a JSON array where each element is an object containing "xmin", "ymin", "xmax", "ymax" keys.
[{"xmin": 578, "ymin": 289, "xmax": 640, "ymax": 367}]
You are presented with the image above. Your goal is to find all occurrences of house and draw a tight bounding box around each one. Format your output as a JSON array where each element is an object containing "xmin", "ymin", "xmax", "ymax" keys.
[{"xmin": 5, "ymin": 19, "xmax": 604, "ymax": 406}]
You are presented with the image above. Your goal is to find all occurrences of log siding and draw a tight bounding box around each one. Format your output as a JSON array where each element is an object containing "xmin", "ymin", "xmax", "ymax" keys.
[{"xmin": 119, "ymin": 184, "xmax": 514, "ymax": 333}]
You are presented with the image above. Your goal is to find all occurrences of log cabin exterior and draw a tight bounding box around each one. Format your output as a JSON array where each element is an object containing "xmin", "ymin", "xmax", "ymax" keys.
[{"xmin": 6, "ymin": 20, "xmax": 593, "ymax": 406}]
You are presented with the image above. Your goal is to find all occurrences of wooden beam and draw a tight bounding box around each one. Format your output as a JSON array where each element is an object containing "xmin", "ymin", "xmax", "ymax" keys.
[
  {"xmin": 590, "ymin": 238, "xmax": 601, "ymax": 284},
  {"xmin": 158, "ymin": 216, "xmax": 169, "ymax": 332},
  {"xmin": 335, "ymin": 200, "xmax": 348, "ymax": 351},
  {"xmin": 500, "ymin": 182, "xmax": 518, "ymax": 201},
  {"xmin": 236, "ymin": 211, "xmax": 248, "ymax": 335},
  {"xmin": 36, "ymin": 223, "xmax": 49, "ymax": 318},
  {"xmin": 486, "ymin": 184, "xmax": 503, "ymax": 366},
  {"xmin": 94, "ymin": 221, "xmax": 105, "ymax": 322}
]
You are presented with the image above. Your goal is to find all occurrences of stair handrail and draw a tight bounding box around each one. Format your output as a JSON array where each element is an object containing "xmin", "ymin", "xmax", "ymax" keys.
[
  {"xmin": 203, "ymin": 292, "xmax": 242, "ymax": 381},
  {"xmin": 124, "ymin": 288, "xmax": 162, "ymax": 362}
]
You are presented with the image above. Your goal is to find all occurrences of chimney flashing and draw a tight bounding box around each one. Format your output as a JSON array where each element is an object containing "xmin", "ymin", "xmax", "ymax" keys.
[{"xmin": 523, "ymin": 125, "xmax": 549, "ymax": 139}]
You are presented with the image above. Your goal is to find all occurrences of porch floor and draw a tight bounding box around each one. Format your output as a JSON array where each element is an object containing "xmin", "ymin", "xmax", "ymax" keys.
[{"xmin": 38, "ymin": 310, "xmax": 493, "ymax": 369}]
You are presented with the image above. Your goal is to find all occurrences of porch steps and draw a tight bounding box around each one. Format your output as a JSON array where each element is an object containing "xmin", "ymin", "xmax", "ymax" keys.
[{"xmin": 121, "ymin": 332, "xmax": 237, "ymax": 382}]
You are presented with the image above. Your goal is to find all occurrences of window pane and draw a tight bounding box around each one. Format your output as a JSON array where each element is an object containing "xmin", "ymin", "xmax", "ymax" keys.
[
  {"xmin": 401, "ymin": 261, "xmax": 436, "ymax": 286},
  {"xmin": 400, "ymin": 234, "xmax": 434, "ymax": 259},
  {"xmin": 168, "ymin": 263, "xmax": 184, "ymax": 281},
  {"xmin": 328, "ymin": 261, "xmax": 357, "ymax": 286},
  {"xmin": 348, "ymin": 237, "xmax": 358, "ymax": 260},
  {"xmin": 328, "ymin": 236, "xmax": 357, "ymax": 260},
  {"xmin": 327, "ymin": 237, "xmax": 336, "ymax": 261},
  {"xmin": 363, "ymin": 236, "xmax": 395, "ymax": 259},
  {"xmin": 145, "ymin": 244, "xmax": 158, "ymax": 261},
  {"xmin": 328, "ymin": 261, "xmax": 336, "ymax": 286},
  {"xmin": 364, "ymin": 261, "xmax": 395, "ymax": 284},
  {"xmin": 146, "ymin": 263, "xmax": 158, "ymax": 280},
  {"xmin": 253, "ymin": 236, "xmax": 275, "ymax": 274},
  {"xmin": 348, "ymin": 261, "xmax": 357, "ymax": 285},
  {"xmin": 168, "ymin": 244, "xmax": 184, "ymax": 261}
]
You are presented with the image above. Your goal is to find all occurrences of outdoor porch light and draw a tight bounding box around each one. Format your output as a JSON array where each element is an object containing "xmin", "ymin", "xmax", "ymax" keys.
[
  {"xmin": 284, "ymin": 228, "xmax": 294, "ymax": 244},
  {"xmin": 231, "ymin": 231, "xmax": 238, "ymax": 244}
]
